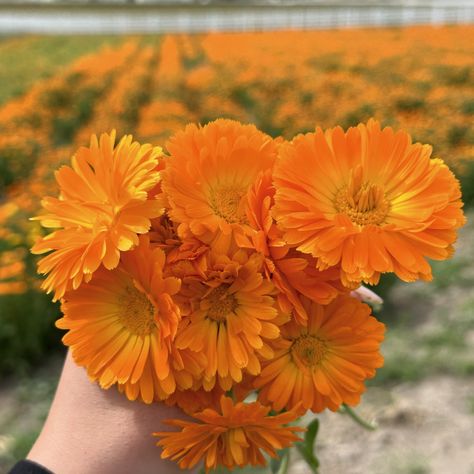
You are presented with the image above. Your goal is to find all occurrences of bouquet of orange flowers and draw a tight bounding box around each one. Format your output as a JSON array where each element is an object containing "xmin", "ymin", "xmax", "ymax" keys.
[{"xmin": 31, "ymin": 119, "xmax": 465, "ymax": 472}]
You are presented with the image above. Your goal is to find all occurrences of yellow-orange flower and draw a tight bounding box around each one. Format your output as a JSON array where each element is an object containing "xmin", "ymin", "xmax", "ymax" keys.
[
  {"xmin": 148, "ymin": 215, "xmax": 210, "ymax": 280},
  {"xmin": 165, "ymin": 385, "xmax": 225, "ymax": 415},
  {"xmin": 162, "ymin": 119, "xmax": 276, "ymax": 243},
  {"xmin": 175, "ymin": 250, "xmax": 283, "ymax": 391},
  {"xmin": 57, "ymin": 236, "xmax": 181, "ymax": 403},
  {"xmin": 244, "ymin": 170, "xmax": 347, "ymax": 324},
  {"xmin": 119, "ymin": 343, "xmax": 207, "ymax": 403},
  {"xmin": 31, "ymin": 131, "xmax": 164, "ymax": 300},
  {"xmin": 255, "ymin": 295, "xmax": 385, "ymax": 413},
  {"xmin": 273, "ymin": 120, "xmax": 466, "ymax": 285},
  {"xmin": 154, "ymin": 396, "xmax": 303, "ymax": 472}
]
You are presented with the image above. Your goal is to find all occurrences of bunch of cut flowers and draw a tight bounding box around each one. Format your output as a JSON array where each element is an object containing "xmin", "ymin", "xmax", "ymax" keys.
[{"xmin": 32, "ymin": 119, "xmax": 466, "ymax": 472}]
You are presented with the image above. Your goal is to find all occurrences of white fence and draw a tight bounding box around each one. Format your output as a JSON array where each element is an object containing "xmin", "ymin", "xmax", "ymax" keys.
[{"xmin": 0, "ymin": 4, "xmax": 473, "ymax": 34}]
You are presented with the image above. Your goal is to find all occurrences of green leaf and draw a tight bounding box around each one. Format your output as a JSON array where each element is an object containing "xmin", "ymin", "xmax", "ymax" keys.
[
  {"xmin": 295, "ymin": 418, "xmax": 320, "ymax": 473},
  {"xmin": 304, "ymin": 418, "xmax": 320, "ymax": 453}
]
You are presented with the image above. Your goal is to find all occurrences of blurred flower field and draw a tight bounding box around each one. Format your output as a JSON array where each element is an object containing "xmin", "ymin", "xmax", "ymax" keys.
[{"xmin": 0, "ymin": 25, "xmax": 473, "ymax": 473}]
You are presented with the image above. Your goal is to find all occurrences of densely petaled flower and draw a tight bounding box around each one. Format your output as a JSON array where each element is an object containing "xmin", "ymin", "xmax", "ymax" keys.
[
  {"xmin": 118, "ymin": 343, "xmax": 207, "ymax": 403},
  {"xmin": 148, "ymin": 215, "xmax": 210, "ymax": 280},
  {"xmin": 255, "ymin": 295, "xmax": 385, "ymax": 413},
  {"xmin": 154, "ymin": 396, "xmax": 304, "ymax": 472},
  {"xmin": 165, "ymin": 385, "xmax": 225, "ymax": 416},
  {"xmin": 31, "ymin": 131, "xmax": 164, "ymax": 300},
  {"xmin": 57, "ymin": 237, "xmax": 181, "ymax": 403},
  {"xmin": 162, "ymin": 119, "xmax": 276, "ymax": 243},
  {"xmin": 164, "ymin": 368, "xmax": 256, "ymax": 416},
  {"xmin": 175, "ymin": 249, "xmax": 284, "ymax": 391},
  {"xmin": 273, "ymin": 120, "xmax": 466, "ymax": 285},
  {"xmin": 243, "ymin": 170, "xmax": 347, "ymax": 324}
]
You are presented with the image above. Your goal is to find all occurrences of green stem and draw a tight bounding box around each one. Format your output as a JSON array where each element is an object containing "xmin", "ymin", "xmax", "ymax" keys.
[
  {"xmin": 278, "ymin": 449, "xmax": 291, "ymax": 474},
  {"xmin": 340, "ymin": 404, "xmax": 377, "ymax": 431}
]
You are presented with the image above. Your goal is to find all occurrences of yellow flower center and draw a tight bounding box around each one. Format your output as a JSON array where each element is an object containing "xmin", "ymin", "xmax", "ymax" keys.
[
  {"xmin": 117, "ymin": 281, "xmax": 157, "ymax": 336},
  {"xmin": 291, "ymin": 334, "xmax": 328, "ymax": 368},
  {"xmin": 206, "ymin": 285, "xmax": 238, "ymax": 323},
  {"xmin": 335, "ymin": 165, "xmax": 389, "ymax": 226},
  {"xmin": 209, "ymin": 184, "xmax": 247, "ymax": 224}
]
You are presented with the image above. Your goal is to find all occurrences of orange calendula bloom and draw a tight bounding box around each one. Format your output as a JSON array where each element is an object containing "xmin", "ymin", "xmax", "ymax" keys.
[
  {"xmin": 176, "ymin": 250, "xmax": 283, "ymax": 391},
  {"xmin": 255, "ymin": 295, "xmax": 385, "ymax": 413},
  {"xmin": 148, "ymin": 215, "xmax": 210, "ymax": 280},
  {"xmin": 273, "ymin": 120, "xmax": 466, "ymax": 285},
  {"xmin": 57, "ymin": 237, "xmax": 181, "ymax": 403},
  {"xmin": 165, "ymin": 385, "xmax": 225, "ymax": 416},
  {"xmin": 118, "ymin": 343, "xmax": 207, "ymax": 403},
  {"xmin": 244, "ymin": 170, "xmax": 347, "ymax": 324},
  {"xmin": 154, "ymin": 396, "xmax": 304, "ymax": 472},
  {"xmin": 162, "ymin": 119, "xmax": 276, "ymax": 243},
  {"xmin": 31, "ymin": 131, "xmax": 164, "ymax": 300}
]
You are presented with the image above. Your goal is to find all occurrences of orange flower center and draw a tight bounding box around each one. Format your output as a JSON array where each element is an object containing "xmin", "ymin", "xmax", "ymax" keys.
[
  {"xmin": 291, "ymin": 335, "xmax": 328, "ymax": 368},
  {"xmin": 206, "ymin": 285, "xmax": 238, "ymax": 322},
  {"xmin": 209, "ymin": 184, "xmax": 247, "ymax": 224},
  {"xmin": 335, "ymin": 165, "xmax": 389, "ymax": 226},
  {"xmin": 117, "ymin": 281, "xmax": 157, "ymax": 336}
]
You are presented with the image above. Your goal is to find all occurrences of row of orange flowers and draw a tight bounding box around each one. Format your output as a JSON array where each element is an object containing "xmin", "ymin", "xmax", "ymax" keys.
[
  {"xmin": 31, "ymin": 118, "xmax": 465, "ymax": 471},
  {"xmin": 138, "ymin": 27, "xmax": 473, "ymax": 169}
]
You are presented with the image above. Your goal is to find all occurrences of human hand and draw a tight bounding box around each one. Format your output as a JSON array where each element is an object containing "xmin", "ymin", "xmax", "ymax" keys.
[{"xmin": 27, "ymin": 351, "xmax": 197, "ymax": 474}]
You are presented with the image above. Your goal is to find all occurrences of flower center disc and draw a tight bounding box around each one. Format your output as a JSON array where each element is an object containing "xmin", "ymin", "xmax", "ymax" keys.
[
  {"xmin": 117, "ymin": 280, "xmax": 157, "ymax": 336},
  {"xmin": 206, "ymin": 285, "xmax": 238, "ymax": 322},
  {"xmin": 209, "ymin": 184, "xmax": 247, "ymax": 224},
  {"xmin": 291, "ymin": 335, "xmax": 328, "ymax": 368},
  {"xmin": 335, "ymin": 165, "xmax": 389, "ymax": 226}
]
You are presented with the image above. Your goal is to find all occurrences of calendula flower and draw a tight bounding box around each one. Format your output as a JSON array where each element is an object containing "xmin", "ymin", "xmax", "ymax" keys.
[
  {"xmin": 148, "ymin": 215, "xmax": 210, "ymax": 280},
  {"xmin": 154, "ymin": 396, "xmax": 303, "ymax": 472},
  {"xmin": 244, "ymin": 170, "xmax": 347, "ymax": 324},
  {"xmin": 176, "ymin": 249, "xmax": 283, "ymax": 391},
  {"xmin": 255, "ymin": 295, "xmax": 385, "ymax": 413},
  {"xmin": 119, "ymin": 343, "xmax": 207, "ymax": 403},
  {"xmin": 165, "ymin": 385, "xmax": 225, "ymax": 415},
  {"xmin": 162, "ymin": 119, "xmax": 276, "ymax": 243},
  {"xmin": 273, "ymin": 120, "xmax": 466, "ymax": 285},
  {"xmin": 31, "ymin": 131, "xmax": 164, "ymax": 300},
  {"xmin": 57, "ymin": 237, "xmax": 181, "ymax": 403}
]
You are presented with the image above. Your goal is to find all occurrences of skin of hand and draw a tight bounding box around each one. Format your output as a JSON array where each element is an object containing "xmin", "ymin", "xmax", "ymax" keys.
[{"xmin": 28, "ymin": 351, "xmax": 198, "ymax": 474}]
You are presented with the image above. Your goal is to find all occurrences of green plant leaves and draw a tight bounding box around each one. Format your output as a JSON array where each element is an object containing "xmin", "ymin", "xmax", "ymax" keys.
[{"xmin": 295, "ymin": 418, "xmax": 320, "ymax": 473}]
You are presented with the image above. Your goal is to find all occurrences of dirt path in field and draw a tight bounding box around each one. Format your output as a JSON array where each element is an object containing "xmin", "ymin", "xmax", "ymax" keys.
[{"xmin": 290, "ymin": 376, "xmax": 474, "ymax": 474}]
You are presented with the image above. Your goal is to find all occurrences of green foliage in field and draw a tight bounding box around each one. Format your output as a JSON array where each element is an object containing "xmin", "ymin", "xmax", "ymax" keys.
[
  {"xmin": 0, "ymin": 139, "xmax": 40, "ymax": 195},
  {"xmin": 0, "ymin": 36, "xmax": 123, "ymax": 106},
  {"xmin": 0, "ymin": 288, "xmax": 61, "ymax": 377},
  {"xmin": 45, "ymin": 81, "xmax": 104, "ymax": 146}
]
